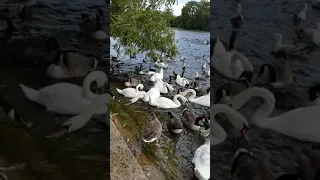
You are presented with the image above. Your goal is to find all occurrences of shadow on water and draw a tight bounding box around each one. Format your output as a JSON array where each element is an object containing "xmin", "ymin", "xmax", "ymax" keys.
[
  {"xmin": 0, "ymin": 0, "xmax": 109, "ymax": 179},
  {"xmin": 110, "ymin": 29, "xmax": 210, "ymax": 179}
]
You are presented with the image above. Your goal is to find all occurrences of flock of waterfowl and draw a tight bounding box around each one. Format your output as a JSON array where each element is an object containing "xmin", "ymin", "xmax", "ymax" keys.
[
  {"xmin": 0, "ymin": 1, "xmax": 108, "ymax": 178},
  {"xmin": 212, "ymin": 2, "xmax": 320, "ymax": 180},
  {"xmin": 112, "ymin": 49, "xmax": 210, "ymax": 179}
]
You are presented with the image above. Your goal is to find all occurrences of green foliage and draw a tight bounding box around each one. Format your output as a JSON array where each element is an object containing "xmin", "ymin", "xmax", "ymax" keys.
[
  {"xmin": 110, "ymin": 0, "xmax": 178, "ymax": 60},
  {"xmin": 171, "ymin": 0, "xmax": 209, "ymax": 31}
]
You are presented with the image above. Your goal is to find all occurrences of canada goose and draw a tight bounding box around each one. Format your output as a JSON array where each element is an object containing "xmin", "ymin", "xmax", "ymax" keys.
[
  {"xmin": 181, "ymin": 107, "xmax": 201, "ymax": 131},
  {"xmin": 143, "ymin": 111, "xmax": 162, "ymax": 147},
  {"xmin": 191, "ymin": 79, "xmax": 202, "ymax": 90},
  {"xmin": 231, "ymin": 3, "xmax": 243, "ymax": 29},
  {"xmin": 124, "ymin": 77, "xmax": 141, "ymax": 87},
  {"xmin": 167, "ymin": 111, "xmax": 183, "ymax": 134},
  {"xmin": 80, "ymin": 9, "xmax": 107, "ymax": 40},
  {"xmin": 46, "ymin": 50, "xmax": 98, "ymax": 79},
  {"xmin": 0, "ymin": 93, "xmax": 32, "ymax": 128},
  {"xmin": 293, "ymin": 3, "xmax": 308, "ymax": 23},
  {"xmin": 214, "ymin": 81, "xmax": 250, "ymax": 104},
  {"xmin": 2, "ymin": 35, "xmax": 60, "ymax": 69},
  {"xmin": 231, "ymin": 148, "xmax": 276, "ymax": 180},
  {"xmin": 258, "ymin": 59, "xmax": 294, "ymax": 88}
]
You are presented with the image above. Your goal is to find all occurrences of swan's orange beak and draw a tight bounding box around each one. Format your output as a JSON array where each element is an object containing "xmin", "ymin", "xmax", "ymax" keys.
[{"xmin": 240, "ymin": 124, "xmax": 250, "ymax": 143}]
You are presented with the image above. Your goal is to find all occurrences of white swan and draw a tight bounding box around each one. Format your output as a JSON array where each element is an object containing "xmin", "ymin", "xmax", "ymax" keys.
[
  {"xmin": 148, "ymin": 93, "xmax": 188, "ymax": 109},
  {"xmin": 192, "ymin": 138, "xmax": 210, "ymax": 180},
  {"xmin": 180, "ymin": 89, "xmax": 210, "ymax": 107},
  {"xmin": 229, "ymin": 87, "xmax": 320, "ymax": 143},
  {"xmin": 46, "ymin": 51, "xmax": 98, "ymax": 79},
  {"xmin": 154, "ymin": 59, "xmax": 168, "ymax": 68},
  {"xmin": 149, "ymin": 68, "xmax": 164, "ymax": 81},
  {"xmin": 296, "ymin": 22, "xmax": 320, "ymax": 46},
  {"xmin": 272, "ymin": 33, "xmax": 302, "ymax": 54},
  {"xmin": 212, "ymin": 38, "xmax": 253, "ymax": 79},
  {"xmin": 210, "ymin": 104, "xmax": 250, "ymax": 146},
  {"xmin": 116, "ymin": 84, "xmax": 144, "ymax": 98},
  {"xmin": 154, "ymin": 79, "xmax": 174, "ymax": 94},
  {"xmin": 62, "ymin": 94, "xmax": 109, "ymax": 133},
  {"xmin": 294, "ymin": 3, "xmax": 308, "ymax": 21},
  {"xmin": 128, "ymin": 87, "xmax": 161, "ymax": 104},
  {"xmin": 176, "ymin": 74, "xmax": 189, "ymax": 87},
  {"xmin": 19, "ymin": 71, "xmax": 108, "ymax": 115}
]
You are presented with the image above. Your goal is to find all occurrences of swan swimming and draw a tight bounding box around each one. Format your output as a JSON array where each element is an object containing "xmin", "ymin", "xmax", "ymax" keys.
[
  {"xmin": 62, "ymin": 94, "xmax": 109, "ymax": 133},
  {"xmin": 180, "ymin": 89, "xmax": 210, "ymax": 107},
  {"xmin": 149, "ymin": 68, "xmax": 164, "ymax": 81},
  {"xmin": 116, "ymin": 84, "xmax": 144, "ymax": 98},
  {"xmin": 229, "ymin": 87, "xmax": 320, "ymax": 143},
  {"xmin": 20, "ymin": 71, "xmax": 108, "ymax": 115},
  {"xmin": 295, "ymin": 21, "xmax": 320, "ymax": 46},
  {"xmin": 211, "ymin": 37, "xmax": 253, "ymax": 80},
  {"xmin": 147, "ymin": 93, "xmax": 188, "ymax": 109},
  {"xmin": 294, "ymin": 3, "xmax": 308, "ymax": 22}
]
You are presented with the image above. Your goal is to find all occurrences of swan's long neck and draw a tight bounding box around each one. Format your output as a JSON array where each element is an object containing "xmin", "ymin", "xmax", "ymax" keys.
[
  {"xmin": 77, "ymin": 94, "xmax": 109, "ymax": 121},
  {"xmin": 211, "ymin": 120, "xmax": 227, "ymax": 145},
  {"xmin": 231, "ymin": 87, "xmax": 275, "ymax": 126},
  {"xmin": 135, "ymin": 84, "xmax": 143, "ymax": 92},
  {"xmin": 173, "ymin": 95, "xmax": 185, "ymax": 106},
  {"xmin": 183, "ymin": 89, "xmax": 196, "ymax": 99},
  {"xmin": 82, "ymin": 74, "xmax": 98, "ymax": 100}
]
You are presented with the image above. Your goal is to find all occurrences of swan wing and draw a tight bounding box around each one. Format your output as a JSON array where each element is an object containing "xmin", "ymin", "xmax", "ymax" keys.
[
  {"xmin": 214, "ymin": 38, "xmax": 227, "ymax": 55},
  {"xmin": 262, "ymin": 106, "xmax": 320, "ymax": 143},
  {"xmin": 191, "ymin": 95, "xmax": 210, "ymax": 107},
  {"xmin": 153, "ymin": 97, "xmax": 178, "ymax": 109}
]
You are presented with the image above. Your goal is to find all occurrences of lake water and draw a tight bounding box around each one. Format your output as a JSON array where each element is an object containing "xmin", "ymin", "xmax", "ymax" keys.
[
  {"xmin": 110, "ymin": 28, "xmax": 210, "ymax": 179},
  {"xmin": 0, "ymin": 0, "xmax": 109, "ymax": 179},
  {"xmin": 211, "ymin": 0, "xmax": 320, "ymax": 179}
]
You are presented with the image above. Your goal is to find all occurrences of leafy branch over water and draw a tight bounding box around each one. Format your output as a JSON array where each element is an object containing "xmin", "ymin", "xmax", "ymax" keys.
[{"xmin": 110, "ymin": 0, "xmax": 178, "ymax": 60}]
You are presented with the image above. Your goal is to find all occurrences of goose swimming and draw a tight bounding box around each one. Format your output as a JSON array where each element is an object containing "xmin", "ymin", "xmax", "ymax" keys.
[
  {"xmin": 228, "ymin": 87, "xmax": 320, "ymax": 143},
  {"xmin": 80, "ymin": 9, "xmax": 107, "ymax": 40},
  {"xmin": 20, "ymin": 71, "xmax": 108, "ymax": 115},
  {"xmin": 294, "ymin": 3, "xmax": 308, "ymax": 22},
  {"xmin": 257, "ymin": 59, "xmax": 294, "ymax": 88},
  {"xmin": 230, "ymin": 3, "xmax": 243, "ymax": 29}
]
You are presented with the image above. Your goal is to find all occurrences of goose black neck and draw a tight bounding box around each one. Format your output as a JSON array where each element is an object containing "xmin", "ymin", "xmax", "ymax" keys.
[
  {"xmin": 259, "ymin": 64, "xmax": 276, "ymax": 83},
  {"xmin": 229, "ymin": 30, "xmax": 238, "ymax": 51},
  {"xmin": 139, "ymin": 64, "xmax": 142, "ymax": 71},
  {"xmin": 215, "ymin": 83, "xmax": 231, "ymax": 103},
  {"xmin": 181, "ymin": 69, "xmax": 185, "ymax": 77},
  {"xmin": 96, "ymin": 12, "xmax": 101, "ymax": 30},
  {"xmin": 168, "ymin": 111, "xmax": 173, "ymax": 118},
  {"xmin": 194, "ymin": 116, "xmax": 204, "ymax": 126},
  {"xmin": 308, "ymin": 84, "xmax": 320, "ymax": 101}
]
